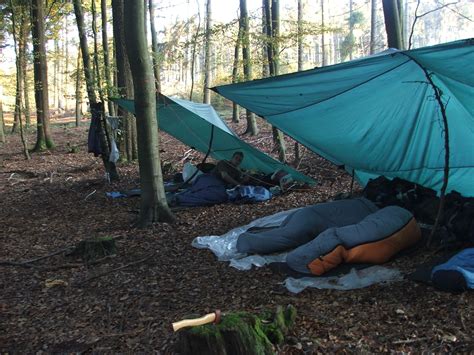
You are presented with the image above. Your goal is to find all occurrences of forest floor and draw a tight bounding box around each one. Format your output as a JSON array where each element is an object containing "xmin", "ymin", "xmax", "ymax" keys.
[{"xmin": 1, "ymin": 115, "xmax": 473, "ymax": 353}]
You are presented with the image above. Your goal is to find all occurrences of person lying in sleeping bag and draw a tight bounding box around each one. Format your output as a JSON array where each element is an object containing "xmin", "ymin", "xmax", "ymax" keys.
[{"xmin": 171, "ymin": 151, "xmax": 249, "ymax": 207}]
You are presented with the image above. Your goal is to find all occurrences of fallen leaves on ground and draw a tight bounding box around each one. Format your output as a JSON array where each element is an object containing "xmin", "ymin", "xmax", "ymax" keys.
[{"xmin": 0, "ymin": 118, "xmax": 473, "ymax": 353}]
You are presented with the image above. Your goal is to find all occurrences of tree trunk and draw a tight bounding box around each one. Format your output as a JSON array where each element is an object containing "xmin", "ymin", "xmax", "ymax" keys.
[
  {"xmin": 102, "ymin": 0, "xmax": 115, "ymax": 116},
  {"xmin": 261, "ymin": 0, "xmax": 269, "ymax": 78},
  {"xmin": 240, "ymin": 0, "xmax": 258, "ymax": 136},
  {"xmin": 74, "ymin": 0, "xmax": 118, "ymax": 180},
  {"xmin": 263, "ymin": 0, "xmax": 273, "ymax": 75},
  {"xmin": 20, "ymin": 9, "xmax": 31, "ymax": 129},
  {"xmin": 73, "ymin": 0, "xmax": 97, "ymax": 104},
  {"xmin": 30, "ymin": 0, "xmax": 54, "ymax": 150},
  {"xmin": 123, "ymin": 0, "xmax": 175, "ymax": 226},
  {"xmin": 231, "ymin": 25, "xmax": 242, "ymax": 123},
  {"xmin": 91, "ymin": 0, "xmax": 105, "ymax": 104},
  {"xmin": 202, "ymin": 0, "xmax": 212, "ymax": 104},
  {"xmin": 64, "ymin": 16, "xmax": 69, "ymax": 112},
  {"xmin": 112, "ymin": 0, "xmax": 136, "ymax": 161},
  {"xmin": 0, "ymin": 93, "xmax": 5, "ymax": 143},
  {"xmin": 270, "ymin": 0, "xmax": 286, "ymax": 162},
  {"xmin": 148, "ymin": 0, "xmax": 161, "ymax": 94},
  {"xmin": 189, "ymin": 1, "xmax": 201, "ymax": 101},
  {"xmin": 54, "ymin": 38, "xmax": 59, "ymax": 110},
  {"xmin": 75, "ymin": 47, "xmax": 82, "ymax": 127},
  {"xmin": 295, "ymin": 0, "xmax": 304, "ymax": 165},
  {"xmin": 321, "ymin": 0, "xmax": 327, "ymax": 66},
  {"xmin": 10, "ymin": 1, "xmax": 30, "ymax": 158},
  {"xmin": 370, "ymin": 0, "xmax": 377, "ymax": 54},
  {"xmin": 382, "ymin": 0, "xmax": 403, "ymax": 49}
]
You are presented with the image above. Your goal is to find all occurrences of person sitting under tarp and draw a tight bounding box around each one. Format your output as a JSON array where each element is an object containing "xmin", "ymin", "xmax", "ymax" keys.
[{"xmin": 169, "ymin": 152, "xmax": 249, "ymax": 207}]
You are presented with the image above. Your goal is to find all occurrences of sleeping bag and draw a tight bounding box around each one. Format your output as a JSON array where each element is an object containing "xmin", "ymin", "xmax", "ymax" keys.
[
  {"xmin": 236, "ymin": 198, "xmax": 379, "ymax": 254},
  {"xmin": 431, "ymin": 248, "xmax": 474, "ymax": 292},
  {"xmin": 286, "ymin": 206, "xmax": 422, "ymax": 275},
  {"xmin": 174, "ymin": 174, "xmax": 228, "ymax": 207}
]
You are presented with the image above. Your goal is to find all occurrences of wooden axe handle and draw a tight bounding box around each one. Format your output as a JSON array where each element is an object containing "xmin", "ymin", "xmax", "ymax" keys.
[{"xmin": 172, "ymin": 312, "xmax": 218, "ymax": 332}]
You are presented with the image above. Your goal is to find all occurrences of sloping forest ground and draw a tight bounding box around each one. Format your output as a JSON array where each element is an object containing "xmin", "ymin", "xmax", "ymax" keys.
[{"xmin": 1, "ymin": 114, "xmax": 473, "ymax": 353}]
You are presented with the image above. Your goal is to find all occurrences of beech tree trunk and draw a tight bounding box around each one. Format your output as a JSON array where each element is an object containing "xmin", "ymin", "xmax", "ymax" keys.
[
  {"xmin": 20, "ymin": 10, "xmax": 31, "ymax": 129},
  {"xmin": 382, "ymin": 0, "xmax": 403, "ymax": 49},
  {"xmin": 295, "ymin": 0, "xmax": 304, "ymax": 165},
  {"xmin": 0, "ymin": 94, "xmax": 5, "ymax": 143},
  {"xmin": 91, "ymin": 0, "xmax": 105, "ymax": 103},
  {"xmin": 30, "ymin": 0, "xmax": 54, "ymax": 150},
  {"xmin": 370, "ymin": 0, "xmax": 377, "ymax": 54},
  {"xmin": 75, "ymin": 47, "xmax": 82, "ymax": 127},
  {"xmin": 269, "ymin": 0, "xmax": 286, "ymax": 162},
  {"xmin": 74, "ymin": 0, "xmax": 118, "ymax": 181},
  {"xmin": 189, "ymin": 1, "xmax": 201, "ymax": 101},
  {"xmin": 148, "ymin": 0, "xmax": 161, "ymax": 94},
  {"xmin": 231, "ymin": 26, "xmax": 242, "ymax": 123},
  {"xmin": 202, "ymin": 0, "xmax": 212, "ymax": 104},
  {"xmin": 73, "ymin": 0, "xmax": 97, "ymax": 104},
  {"xmin": 112, "ymin": 0, "xmax": 137, "ymax": 161},
  {"xmin": 102, "ymin": 0, "xmax": 115, "ymax": 116},
  {"xmin": 240, "ymin": 0, "xmax": 258, "ymax": 136},
  {"xmin": 123, "ymin": 0, "xmax": 175, "ymax": 226},
  {"xmin": 261, "ymin": 0, "xmax": 268, "ymax": 78},
  {"xmin": 321, "ymin": 0, "xmax": 327, "ymax": 66}
]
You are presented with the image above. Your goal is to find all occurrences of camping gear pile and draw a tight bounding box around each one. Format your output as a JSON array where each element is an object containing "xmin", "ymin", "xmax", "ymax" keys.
[{"xmin": 363, "ymin": 176, "xmax": 474, "ymax": 246}]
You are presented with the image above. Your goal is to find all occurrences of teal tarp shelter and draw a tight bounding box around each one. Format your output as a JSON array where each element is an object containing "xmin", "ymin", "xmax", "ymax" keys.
[
  {"xmin": 214, "ymin": 39, "xmax": 474, "ymax": 196},
  {"xmin": 113, "ymin": 95, "xmax": 314, "ymax": 184}
]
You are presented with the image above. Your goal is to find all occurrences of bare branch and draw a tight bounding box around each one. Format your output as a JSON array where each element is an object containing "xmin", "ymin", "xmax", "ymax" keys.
[{"xmin": 408, "ymin": 0, "xmax": 459, "ymax": 49}]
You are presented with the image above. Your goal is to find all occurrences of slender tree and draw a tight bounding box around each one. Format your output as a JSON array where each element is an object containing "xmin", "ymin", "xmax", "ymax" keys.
[
  {"xmin": 19, "ymin": 6, "xmax": 30, "ymax": 128},
  {"xmin": 370, "ymin": 0, "xmax": 377, "ymax": 54},
  {"xmin": 295, "ymin": 0, "xmax": 304, "ymax": 165},
  {"xmin": 240, "ymin": 0, "xmax": 258, "ymax": 135},
  {"xmin": 101, "ymin": 0, "xmax": 115, "ymax": 116},
  {"xmin": 321, "ymin": 0, "xmax": 327, "ymax": 66},
  {"xmin": 123, "ymin": 0, "xmax": 175, "ymax": 226},
  {"xmin": 148, "ymin": 0, "xmax": 161, "ymax": 94},
  {"xmin": 73, "ymin": 0, "xmax": 96, "ymax": 104},
  {"xmin": 73, "ymin": 0, "xmax": 119, "ymax": 180},
  {"xmin": 75, "ymin": 47, "xmax": 82, "ymax": 127},
  {"xmin": 112, "ymin": 0, "xmax": 137, "ymax": 161},
  {"xmin": 30, "ymin": 0, "xmax": 54, "ymax": 150},
  {"xmin": 231, "ymin": 25, "xmax": 242, "ymax": 123},
  {"xmin": 0, "ymin": 92, "xmax": 5, "ymax": 143},
  {"xmin": 202, "ymin": 0, "xmax": 212, "ymax": 104},
  {"xmin": 91, "ymin": 0, "xmax": 105, "ymax": 103},
  {"xmin": 261, "ymin": 0, "xmax": 269, "ymax": 78},
  {"xmin": 269, "ymin": 0, "xmax": 286, "ymax": 161},
  {"xmin": 10, "ymin": 4, "xmax": 23, "ymax": 135},
  {"xmin": 189, "ymin": 0, "xmax": 201, "ymax": 101},
  {"xmin": 382, "ymin": 0, "xmax": 403, "ymax": 49}
]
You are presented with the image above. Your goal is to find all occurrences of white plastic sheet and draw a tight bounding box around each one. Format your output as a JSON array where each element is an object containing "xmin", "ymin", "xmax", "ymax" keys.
[
  {"xmin": 284, "ymin": 266, "xmax": 403, "ymax": 293},
  {"xmin": 192, "ymin": 208, "xmax": 403, "ymax": 292},
  {"xmin": 192, "ymin": 208, "xmax": 299, "ymax": 263}
]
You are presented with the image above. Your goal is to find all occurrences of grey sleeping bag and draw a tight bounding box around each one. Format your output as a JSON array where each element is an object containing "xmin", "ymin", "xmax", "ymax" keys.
[
  {"xmin": 236, "ymin": 198, "xmax": 379, "ymax": 254},
  {"xmin": 286, "ymin": 206, "xmax": 414, "ymax": 274}
]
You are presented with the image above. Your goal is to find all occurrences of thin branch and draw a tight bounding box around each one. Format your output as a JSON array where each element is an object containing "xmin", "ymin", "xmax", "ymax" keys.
[
  {"xmin": 409, "ymin": 0, "xmax": 460, "ymax": 49},
  {"xmin": 78, "ymin": 254, "xmax": 155, "ymax": 285}
]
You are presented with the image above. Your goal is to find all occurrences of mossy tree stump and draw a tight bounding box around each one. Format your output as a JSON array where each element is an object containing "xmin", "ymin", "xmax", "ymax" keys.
[
  {"xmin": 68, "ymin": 236, "xmax": 117, "ymax": 261},
  {"xmin": 176, "ymin": 305, "xmax": 296, "ymax": 355}
]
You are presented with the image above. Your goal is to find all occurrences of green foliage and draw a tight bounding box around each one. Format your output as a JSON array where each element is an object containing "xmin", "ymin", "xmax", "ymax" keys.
[
  {"xmin": 340, "ymin": 32, "xmax": 356, "ymax": 60},
  {"xmin": 348, "ymin": 11, "xmax": 365, "ymax": 27}
]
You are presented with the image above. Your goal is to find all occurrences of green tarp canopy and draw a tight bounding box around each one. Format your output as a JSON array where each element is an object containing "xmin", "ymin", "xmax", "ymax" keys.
[
  {"xmin": 214, "ymin": 39, "xmax": 474, "ymax": 196},
  {"xmin": 113, "ymin": 95, "xmax": 314, "ymax": 184}
]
